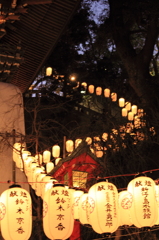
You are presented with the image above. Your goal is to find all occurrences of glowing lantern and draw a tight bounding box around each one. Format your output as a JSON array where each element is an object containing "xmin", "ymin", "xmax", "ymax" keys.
[
  {"xmin": 111, "ymin": 92, "xmax": 117, "ymax": 102},
  {"xmin": 46, "ymin": 67, "xmax": 52, "ymax": 76},
  {"xmin": 118, "ymin": 191, "xmax": 132, "ymax": 226},
  {"xmin": 96, "ymin": 87, "xmax": 102, "ymax": 96},
  {"xmin": 1, "ymin": 185, "xmax": 32, "ymax": 240},
  {"xmin": 85, "ymin": 137, "xmax": 92, "ymax": 145},
  {"xmin": 128, "ymin": 111, "xmax": 134, "ymax": 121},
  {"xmin": 79, "ymin": 193, "xmax": 89, "ymax": 225},
  {"xmin": 55, "ymin": 157, "xmax": 61, "ymax": 165},
  {"xmin": 46, "ymin": 162, "xmax": 54, "ymax": 173},
  {"xmin": 43, "ymin": 184, "xmax": 74, "ymax": 239},
  {"xmin": 22, "ymin": 151, "xmax": 31, "ymax": 161},
  {"xmin": 13, "ymin": 143, "xmax": 25, "ymax": 162},
  {"xmin": 40, "ymin": 176, "xmax": 55, "ymax": 199},
  {"xmin": 125, "ymin": 102, "xmax": 131, "ymax": 111},
  {"xmin": 52, "ymin": 145, "xmax": 60, "ymax": 158},
  {"xmin": 122, "ymin": 108, "xmax": 127, "ymax": 117},
  {"xmin": 35, "ymin": 173, "xmax": 46, "ymax": 197},
  {"xmin": 87, "ymin": 180, "xmax": 119, "ymax": 234},
  {"xmin": 31, "ymin": 166, "xmax": 44, "ymax": 190},
  {"xmin": 73, "ymin": 190, "xmax": 84, "ymax": 219},
  {"xmin": 119, "ymin": 98, "xmax": 125, "ymax": 107},
  {"xmin": 81, "ymin": 82, "xmax": 87, "ymax": 89},
  {"xmin": 66, "ymin": 140, "xmax": 74, "ymax": 153},
  {"xmin": 102, "ymin": 132, "xmax": 108, "ymax": 141},
  {"xmin": 104, "ymin": 88, "xmax": 110, "ymax": 98},
  {"xmin": 155, "ymin": 184, "xmax": 159, "ymax": 225},
  {"xmin": 27, "ymin": 162, "xmax": 39, "ymax": 184},
  {"xmin": 75, "ymin": 138, "xmax": 82, "ymax": 148},
  {"xmin": 23, "ymin": 156, "xmax": 35, "ymax": 176},
  {"xmin": 127, "ymin": 176, "xmax": 158, "ymax": 228},
  {"xmin": 131, "ymin": 105, "xmax": 137, "ymax": 115},
  {"xmin": 35, "ymin": 153, "xmax": 43, "ymax": 165},
  {"xmin": 88, "ymin": 85, "xmax": 94, "ymax": 94},
  {"xmin": 43, "ymin": 150, "xmax": 51, "ymax": 164}
]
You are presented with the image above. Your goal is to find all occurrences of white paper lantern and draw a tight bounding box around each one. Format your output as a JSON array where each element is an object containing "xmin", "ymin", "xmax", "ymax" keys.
[
  {"xmin": 1, "ymin": 185, "xmax": 32, "ymax": 240},
  {"xmin": 111, "ymin": 92, "xmax": 117, "ymax": 102},
  {"xmin": 131, "ymin": 105, "xmax": 137, "ymax": 115},
  {"xmin": 96, "ymin": 87, "xmax": 102, "ymax": 96},
  {"xmin": 88, "ymin": 85, "xmax": 94, "ymax": 94},
  {"xmin": 104, "ymin": 88, "xmax": 110, "ymax": 98},
  {"xmin": 31, "ymin": 167, "xmax": 44, "ymax": 190},
  {"xmin": 43, "ymin": 184, "xmax": 74, "ymax": 240},
  {"xmin": 119, "ymin": 98, "xmax": 125, "ymax": 107},
  {"xmin": 43, "ymin": 150, "xmax": 51, "ymax": 164},
  {"xmin": 127, "ymin": 176, "xmax": 158, "ymax": 228},
  {"xmin": 87, "ymin": 180, "xmax": 119, "ymax": 234},
  {"xmin": 73, "ymin": 190, "xmax": 84, "ymax": 220},
  {"xmin": 66, "ymin": 140, "xmax": 74, "ymax": 153},
  {"xmin": 46, "ymin": 162, "xmax": 54, "ymax": 173},
  {"xmin": 46, "ymin": 67, "xmax": 52, "ymax": 76},
  {"xmin": 52, "ymin": 145, "xmax": 60, "ymax": 158},
  {"xmin": 155, "ymin": 184, "xmax": 159, "ymax": 225},
  {"xmin": 75, "ymin": 139, "xmax": 82, "ymax": 148},
  {"xmin": 128, "ymin": 111, "xmax": 134, "ymax": 121},
  {"xmin": 125, "ymin": 102, "xmax": 131, "ymax": 111},
  {"xmin": 79, "ymin": 193, "xmax": 89, "ymax": 225},
  {"xmin": 35, "ymin": 153, "xmax": 43, "ymax": 165},
  {"xmin": 118, "ymin": 190, "xmax": 132, "ymax": 226},
  {"xmin": 55, "ymin": 157, "xmax": 62, "ymax": 165},
  {"xmin": 35, "ymin": 173, "xmax": 46, "ymax": 197},
  {"xmin": 122, "ymin": 108, "xmax": 127, "ymax": 117}
]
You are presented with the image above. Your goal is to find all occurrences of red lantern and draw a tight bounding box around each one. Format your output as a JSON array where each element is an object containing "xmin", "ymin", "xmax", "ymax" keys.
[{"xmin": 0, "ymin": 185, "xmax": 32, "ymax": 240}]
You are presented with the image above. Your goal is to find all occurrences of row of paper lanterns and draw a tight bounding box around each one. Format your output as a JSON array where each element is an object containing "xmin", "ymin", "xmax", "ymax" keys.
[
  {"xmin": 46, "ymin": 67, "xmax": 143, "ymax": 122},
  {"xmin": 1, "ymin": 175, "xmax": 159, "ymax": 240}
]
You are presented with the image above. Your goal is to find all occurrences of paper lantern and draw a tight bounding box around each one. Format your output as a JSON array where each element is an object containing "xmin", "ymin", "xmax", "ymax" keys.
[
  {"xmin": 35, "ymin": 153, "xmax": 43, "ymax": 165},
  {"xmin": 81, "ymin": 82, "xmax": 87, "ymax": 89},
  {"xmin": 43, "ymin": 184, "xmax": 74, "ymax": 240},
  {"xmin": 127, "ymin": 176, "xmax": 158, "ymax": 228},
  {"xmin": 46, "ymin": 162, "xmax": 54, "ymax": 173},
  {"xmin": 125, "ymin": 102, "xmax": 131, "ymax": 111},
  {"xmin": 41, "ymin": 176, "xmax": 55, "ymax": 199},
  {"xmin": 46, "ymin": 67, "xmax": 52, "ymax": 76},
  {"xmin": 52, "ymin": 145, "xmax": 60, "ymax": 158},
  {"xmin": 104, "ymin": 88, "xmax": 110, "ymax": 98},
  {"xmin": 119, "ymin": 98, "xmax": 125, "ymax": 107},
  {"xmin": 79, "ymin": 193, "xmax": 89, "ymax": 225},
  {"xmin": 131, "ymin": 105, "xmax": 137, "ymax": 114},
  {"xmin": 66, "ymin": 140, "xmax": 74, "ymax": 153},
  {"xmin": 42, "ymin": 150, "xmax": 51, "ymax": 164},
  {"xmin": 88, "ymin": 85, "xmax": 94, "ymax": 94},
  {"xmin": 1, "ymin": 185, "xmax": 32, "ymax": 240},
  {"xmin": 111, "ymin": 92, "xmax": 117, "ymax": 102},
  {"xmin": 128, "ymin": 111, "xmax": 134, "ymax": 121},
  {"xmin": 155, "ymin": 185, "xmax": 159, "ymax": 225},
  {"xmin": 35, "ymin": 173, "xmax": 46, "ymax": 197},
  {"xmin": 55, "ymin": 157, "xmax": 62, "ymax": 165},
  {"xmin": 122, "ymin": 108, "xmax": 127, "ymax": 117},
  {"xmin": 75, "ymin": 139, "xmax": 82, "ymax": 148},
  {"xmin": 118, "ymin": 190, "xmax": 132, "ymax": 226},
  {"xmin": 96, "ymin": 87, "xmax": 102, "ymax": 96},
  {"xmin": 85, "ymin": 137, "xmax": 92, "ymax": 145},
  {"xmin": 73, "ymin": 190, "xmax": 84, "ymax": 219},
  {"xmin": 31, "ymin": 166, "xmax": 44, "ymax": 190},
  {"xmin": 87, "ymin": 180, "xmax": 119, "ymax": 234}
]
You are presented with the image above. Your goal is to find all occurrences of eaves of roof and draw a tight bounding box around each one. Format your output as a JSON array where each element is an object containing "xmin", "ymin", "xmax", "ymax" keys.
[{"xmin": 1, "ymin": 0, "xmax": 81, "ymax": 93}]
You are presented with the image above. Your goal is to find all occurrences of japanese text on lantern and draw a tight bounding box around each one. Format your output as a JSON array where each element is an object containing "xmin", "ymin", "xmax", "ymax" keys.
[
  {"xmin": 51, "ymin": 188, "xmax": 70, "ymax": 231},
  {"xmin": 135, "ymin": 180, "xmax": 152, "ymax": 219},
  {"xmin": 9, "ymin": 190, "xmax": 29, "ymax": 234}
]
